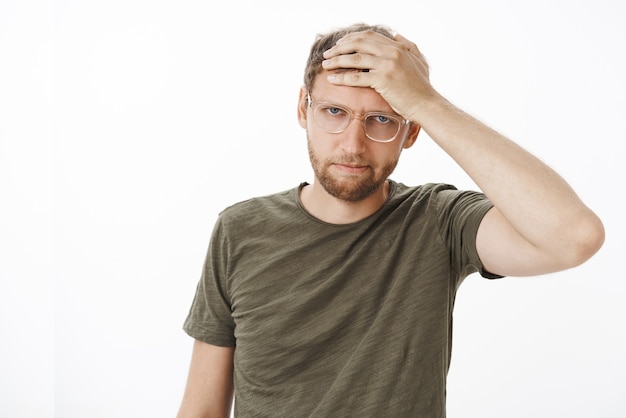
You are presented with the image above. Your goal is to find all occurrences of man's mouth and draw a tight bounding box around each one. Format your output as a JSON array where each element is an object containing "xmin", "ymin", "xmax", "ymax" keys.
[{"xmin": 332, "ymin": 163, "xmax": 370, "ymax": 174}]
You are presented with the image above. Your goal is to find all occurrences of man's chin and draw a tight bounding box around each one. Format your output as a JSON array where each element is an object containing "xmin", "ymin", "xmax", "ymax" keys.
[{"xmin": 320, "ymin": 177, "xmax": 382, "ymax": 202}]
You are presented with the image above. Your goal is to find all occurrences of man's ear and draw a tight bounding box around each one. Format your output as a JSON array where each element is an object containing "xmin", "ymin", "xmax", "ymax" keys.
[
  {"xmin": 297, "ymin": 86, "xmax": 308, "ymax": 129},
  {"xmin": 402, "ymin": 123, "xmax": 421, "ymax": 149}
]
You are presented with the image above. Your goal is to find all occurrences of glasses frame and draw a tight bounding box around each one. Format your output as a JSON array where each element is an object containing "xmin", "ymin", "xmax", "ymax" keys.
[{"xmin": 307, "ymin": 94, "xmax": 409, "ymax": 143}]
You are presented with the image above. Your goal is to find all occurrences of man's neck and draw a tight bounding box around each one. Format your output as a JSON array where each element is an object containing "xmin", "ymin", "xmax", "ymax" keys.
[{"xmin": 299, "ymin": 180, "xmax": 390, "ymax": 224}]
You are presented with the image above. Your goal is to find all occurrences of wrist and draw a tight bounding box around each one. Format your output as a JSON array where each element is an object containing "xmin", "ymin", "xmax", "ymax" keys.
[{"xmin": 406, "ymin": 90, "xmax": 451, "ymax": 126}]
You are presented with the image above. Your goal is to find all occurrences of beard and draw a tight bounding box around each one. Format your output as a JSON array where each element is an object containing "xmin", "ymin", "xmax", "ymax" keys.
[{"xmin": 307, "ymin": 140, "xmax": 399, "ymax": 202}]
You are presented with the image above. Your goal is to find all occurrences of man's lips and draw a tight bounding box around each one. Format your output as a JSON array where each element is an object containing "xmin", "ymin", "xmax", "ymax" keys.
[{"xmin": 332, "ymin": 163, "xmax": 370, "ymax": 174}]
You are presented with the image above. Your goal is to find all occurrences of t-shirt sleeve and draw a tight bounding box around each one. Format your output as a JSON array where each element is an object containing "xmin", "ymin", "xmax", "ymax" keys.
[
  {"xmin": 434, "ymin": 187, "xmax": 503, "ymax": 280},
  {"xmin": 183, "ymin": 217, "xmax": 237, "ymax": 347}
]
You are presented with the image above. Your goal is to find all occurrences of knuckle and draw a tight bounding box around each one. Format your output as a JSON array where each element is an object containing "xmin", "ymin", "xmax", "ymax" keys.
[
  {"xmin": 353, "ymin": 34, "xmax": 366, "ymax": 45},
  {"xmin": 347, "ymin": 72, "xmax": 361, "ymax": 83},
  {"xmin": 390, "ymin": 47, "xmax": 403, "ymax": 60}
]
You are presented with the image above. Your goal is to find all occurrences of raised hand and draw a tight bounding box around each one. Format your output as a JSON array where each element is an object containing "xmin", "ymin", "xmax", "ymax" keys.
[{"xmin": 321, "ymin": 30, "xmax": 437, "ymax": 123}]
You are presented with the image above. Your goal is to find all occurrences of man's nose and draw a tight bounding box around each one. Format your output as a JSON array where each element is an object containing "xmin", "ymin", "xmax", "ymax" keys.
[{"xmin": 339, "ymin": 118, "xmax": 367, "ymax": 154}]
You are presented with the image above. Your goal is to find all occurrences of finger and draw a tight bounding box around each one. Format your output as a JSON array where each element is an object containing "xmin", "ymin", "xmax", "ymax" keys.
[
  {"xmin": 323, "ymin": 31, "xmax": 387, "ymax": 59},
  {"xmin": 326, "ymin": 70, "xmax": 372, "ymax": 88},
  {"xmin": 322, "ymin": 52, "xmax": 377, "ymax": 72},
  {"xmin": 323, "ymin": 42, "xmax": 380, "ymax": 60}
]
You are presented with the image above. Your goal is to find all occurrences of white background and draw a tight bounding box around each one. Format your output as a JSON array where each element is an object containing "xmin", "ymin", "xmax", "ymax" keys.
[{"xmin": 1, "ymin": 0, "xmax": 625, "ymax": 416}]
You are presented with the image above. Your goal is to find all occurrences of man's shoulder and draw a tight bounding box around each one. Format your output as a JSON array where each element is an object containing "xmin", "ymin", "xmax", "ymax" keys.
[
  {"xmin": 218, "ymin": 184, "xmax": 302, "ymax": 223},
  {"xmin": 390, "ymin": 180, "xmax": 459, "ymax": 201},
  {"xmin": 388, "ymin": 181, "xmax": 492, "ymax": 219}
]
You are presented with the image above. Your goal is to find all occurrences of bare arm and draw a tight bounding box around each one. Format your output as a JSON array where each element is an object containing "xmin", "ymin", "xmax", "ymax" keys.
[
  {"xmin": 321, "ymin": 30, "xmax": 605, "ymax": 276},
  {"xmin": 177, "ymin": 340, "xmax": 234, "ymax": 418},
  {"xmin": 414, "ymin": 96, "xmax": 604, "ymax": 276}
]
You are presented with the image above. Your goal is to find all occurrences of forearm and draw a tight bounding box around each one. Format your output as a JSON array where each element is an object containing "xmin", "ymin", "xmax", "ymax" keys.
[
  {"xmin": 415, "ymin": 94, "xmax": 604, "ymax": 261},
  {"xmin": 177, "ymin": 341, "xmax": 234, "ymax": 418},
  {"xmin": 177, "ymin": 382, "xmax": 233, "ymax": 418}
]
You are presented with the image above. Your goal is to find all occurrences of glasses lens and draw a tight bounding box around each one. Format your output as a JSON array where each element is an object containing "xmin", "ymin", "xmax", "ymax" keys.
[
  {"xmin": 313, "ymin": 104, "xmax": 350, "ymax": 133},
  {"xmin": 364, "ymin": 114, "xmax": 400, "ymax": 142}
]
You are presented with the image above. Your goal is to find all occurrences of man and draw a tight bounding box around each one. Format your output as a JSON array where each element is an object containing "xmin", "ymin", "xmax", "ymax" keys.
[{"xmin": 177, "ymin": 23, "xmax": 604, "ymax": 417}]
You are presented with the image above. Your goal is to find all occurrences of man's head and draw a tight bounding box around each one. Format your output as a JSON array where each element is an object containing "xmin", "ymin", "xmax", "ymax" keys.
[
  {"xmin": 298, "ymin": 23, "xmax": 419, "ymax": 203},
  {"xmin": 303, "ymin": 23, "xmax": 394, "ymax": 93}
]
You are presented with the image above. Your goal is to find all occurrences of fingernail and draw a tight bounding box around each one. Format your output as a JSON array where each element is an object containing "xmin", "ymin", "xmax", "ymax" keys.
[{"xmin": 327, "ymin": 74, "xmax": 336, "ymax": 82}]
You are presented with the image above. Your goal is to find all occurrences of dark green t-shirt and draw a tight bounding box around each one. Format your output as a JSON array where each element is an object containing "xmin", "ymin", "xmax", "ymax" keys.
[{"xmin": 184, "ymin": 181, "xmax": 499, "ymax": 417}]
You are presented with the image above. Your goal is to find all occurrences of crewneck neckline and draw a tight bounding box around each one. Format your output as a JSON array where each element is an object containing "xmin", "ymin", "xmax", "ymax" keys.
[{"xmin": 294, "ymin": 180, "xmax": 398, "ymax": 227}]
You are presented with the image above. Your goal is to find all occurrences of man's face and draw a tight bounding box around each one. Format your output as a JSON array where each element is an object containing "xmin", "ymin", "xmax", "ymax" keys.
[{"xmin": 297, "ymin": 71, "xmax": 418, "ymax": 202}]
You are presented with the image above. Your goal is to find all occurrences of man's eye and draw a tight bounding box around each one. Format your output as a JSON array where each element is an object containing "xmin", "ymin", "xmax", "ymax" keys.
[
  {"xmin": 368, "ymin": 114, "xmax": 392, "ymax": 124},
  {"xmin": 326, "ymin": 107, "xmax": 343, "ymax": 115},
  {"xmin": 375, "ymin": 115, "xmax": 390, "ymax": 124}
]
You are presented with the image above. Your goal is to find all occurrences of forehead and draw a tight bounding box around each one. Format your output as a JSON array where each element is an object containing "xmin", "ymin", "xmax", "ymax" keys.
[{"xmin": 312, "ymin": 70, "xmax": 396, "ymax": 114}]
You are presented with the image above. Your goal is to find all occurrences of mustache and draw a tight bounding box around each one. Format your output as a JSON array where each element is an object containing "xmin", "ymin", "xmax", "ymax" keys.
[{"xmin": 327, "ymin": 156, "xmax": 371, "ymax": 166}]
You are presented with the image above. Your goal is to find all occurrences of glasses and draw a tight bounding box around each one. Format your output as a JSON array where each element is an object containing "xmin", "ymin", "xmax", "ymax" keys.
[{"xmin": 307, "ymin": 94, "xmax": 409, "ymax": 143}]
